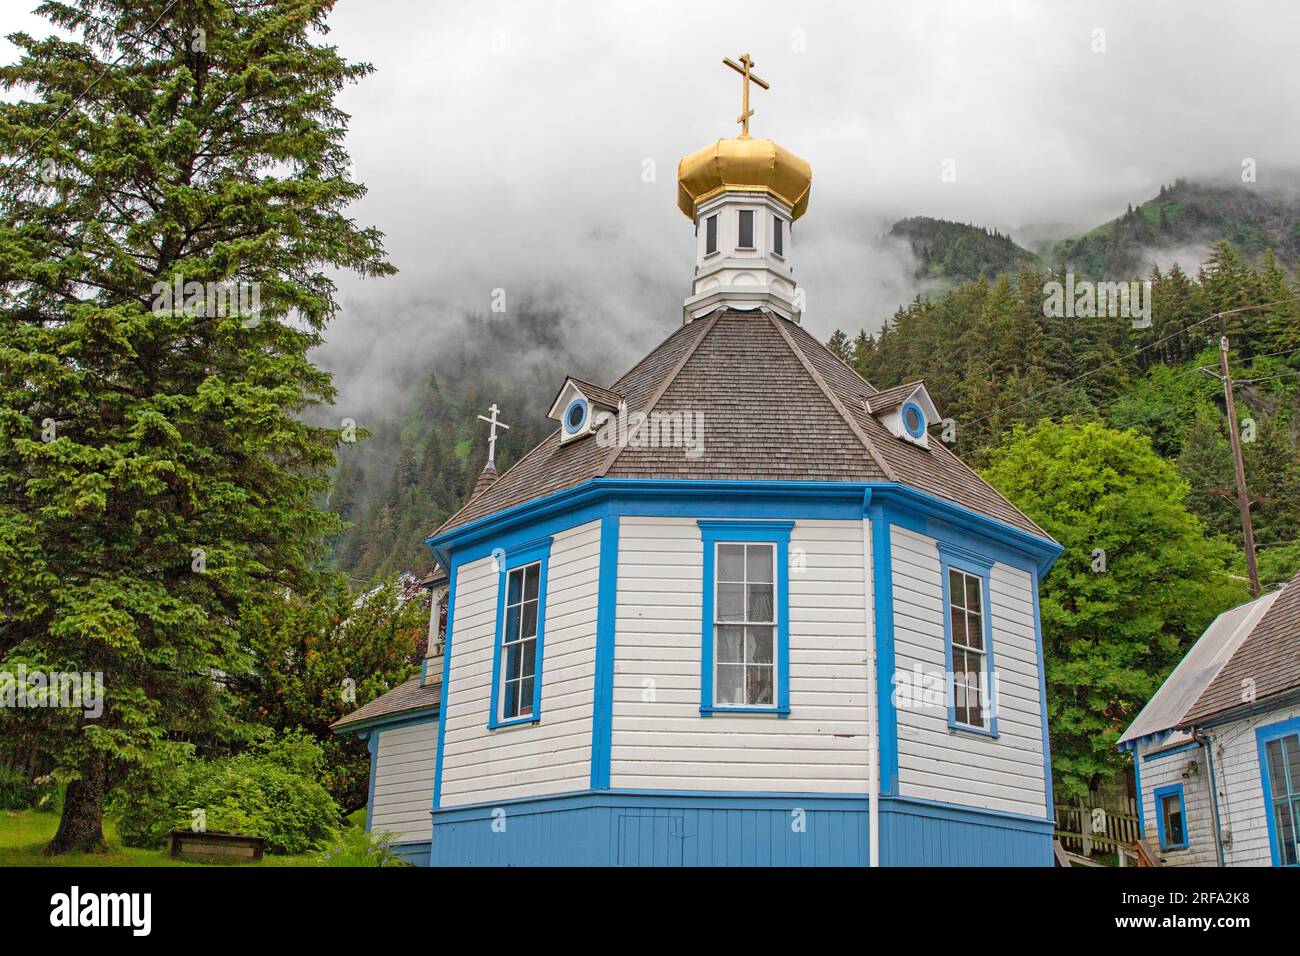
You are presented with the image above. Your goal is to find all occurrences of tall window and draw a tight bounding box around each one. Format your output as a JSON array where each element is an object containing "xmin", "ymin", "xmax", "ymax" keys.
[
  {"xmin": 499, "ymin": 562, "xmax": 540, "ymax": 720},
  {"xmin": 737, "ymin": 209, "xmax": 754, "ymax": 249},
  {"xmin": 1264, "ymin": 731, "xmax": 1300, "ymax": 865},
  {"xmin": 772, "ymin": 216, "xmax": 784, "ymax": 256},
  {"xmin": 697, "ymin": 520, "xmax": 792, "ymax": 716},
  {"xmin": 947, "ymin": 567, "xmax": 988, "ymax": 729},
  {"xmin": 705, "ymin": 214, "xmax": 718, "ymax": 255},
  {"xmin": 1155, "ymin": 784, "xmax": 1188, "ymax": 850},
  {"xmin": 714, "ymin": 542, "xmax": 775, "ymax": 706}
]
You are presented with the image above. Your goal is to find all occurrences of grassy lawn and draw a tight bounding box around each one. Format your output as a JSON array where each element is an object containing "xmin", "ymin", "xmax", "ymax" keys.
[{"xmin": 0, "ymin": 809, "xmax": 327, "ymax": 867}]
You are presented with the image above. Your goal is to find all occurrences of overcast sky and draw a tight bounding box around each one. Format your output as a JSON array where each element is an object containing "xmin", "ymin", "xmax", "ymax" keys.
[{"xmin": 4, "ymin": 0, "xmax": 1298, "ymax": 415}]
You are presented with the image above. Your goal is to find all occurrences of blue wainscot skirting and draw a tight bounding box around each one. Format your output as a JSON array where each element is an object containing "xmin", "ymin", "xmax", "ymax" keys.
[{"xmin": 424, "ymin": 791, "xmax": 1052, "ymax": 867}]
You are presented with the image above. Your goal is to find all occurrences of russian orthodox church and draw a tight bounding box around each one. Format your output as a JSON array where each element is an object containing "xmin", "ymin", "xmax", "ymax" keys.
[{"xmin": 334, "ymin": 54, "xmax": 1062, "ymax": 867}]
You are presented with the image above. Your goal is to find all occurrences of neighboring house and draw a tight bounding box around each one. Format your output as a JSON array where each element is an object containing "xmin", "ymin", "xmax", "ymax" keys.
[
  {"xmin": 332, "ymin": 74, "xmax": 1063, "ymax": 866},
  {"xmin": 1119, "ymin": 569, "xmax": 1300, "ymax": 867}
]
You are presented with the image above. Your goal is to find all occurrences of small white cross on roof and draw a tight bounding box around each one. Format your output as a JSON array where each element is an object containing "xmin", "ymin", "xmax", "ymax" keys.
[{"xmin": 477, "ymin": 403, "xmax": 511, "ymax": 467}]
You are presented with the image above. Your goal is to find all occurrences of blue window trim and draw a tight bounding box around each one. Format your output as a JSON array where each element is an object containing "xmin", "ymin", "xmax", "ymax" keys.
[
  {"xmin": 938, "ymin": 542, "xmax": 998, "ymax": 738},
  {"xmin": 698, "ymin": 519, "xmax": 793, "ymax": 717},
  {"xmin": 487, "ymin": 536, "xmax": 553, "ymax": 730},
  {"xmin": 563, "ymin": 397, "xmax": 589, "ymax": 435},
  {"xmin": 362, "ymin": 729, "xmax": 380, "ymax": 833},
  {"xmin": 1255, "ymin": 714, "xmax": 1300, "ymax": 867},
  {"xmin": 589, "ymin": 512, "xmax": 619, "ymax": 790},
  {"xmin": 1154, "ymin": 782, "xmax": 1189, "ymax": 850},
  {"xmin": 900, "ymin": 400, "xmax": 926, "ymax": 439}
]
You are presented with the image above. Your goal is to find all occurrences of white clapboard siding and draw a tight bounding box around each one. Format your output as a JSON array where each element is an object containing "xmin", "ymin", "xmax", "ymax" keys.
[
  {"xmin": 370, "ymin": 720, "xmax": 438, "ymax": 842},
  {"xmin": 1210, "ymin": 703, "xmax": 1300, "ymax": 866},
  {"xmin": 610, "ymin": 516, "xmax": 871, "ymax": 793},
  {"xmin": 1136, "ymin": 740, "xmax": 1217, "ymax": 867},
  {"xmin": 891, "ymin": 526, "xmax": 1048, "ymax": 818},
  {"xmin": 439, "ymin": 519, "xmax": 601, "ymax": 807}
]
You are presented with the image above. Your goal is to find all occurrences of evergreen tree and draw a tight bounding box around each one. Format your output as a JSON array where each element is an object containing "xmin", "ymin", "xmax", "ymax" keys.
[{"xmin": 0, "ymin": 0, "xmax": 393, "ymax": 851}]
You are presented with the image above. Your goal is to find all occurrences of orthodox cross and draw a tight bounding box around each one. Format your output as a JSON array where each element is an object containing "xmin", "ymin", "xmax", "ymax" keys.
[
  {"xmin": 477, "ymin": 403, "xmax": 510, "ymax": 467},
  {"xmin": 723, "ymin": 53, "xmax": 770, "ymax": 139}
]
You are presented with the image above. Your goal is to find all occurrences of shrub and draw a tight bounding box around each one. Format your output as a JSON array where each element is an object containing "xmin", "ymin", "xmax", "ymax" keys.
[
  {"xmin": 0, "ymin": 766, "xmax": 60, "ymax": 811},
  {"xmin": 319, "ymin": 826, "xmax": 413, "ymax": 867},
  {"xmin": 111, "ymin": 731, "xmax": 341, "ymax": 854}
]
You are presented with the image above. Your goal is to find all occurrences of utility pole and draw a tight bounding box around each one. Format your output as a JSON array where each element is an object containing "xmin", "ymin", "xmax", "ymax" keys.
[{"xmin": 1218, "ymin": 335, "xmax": 1261, "ymax": 597}]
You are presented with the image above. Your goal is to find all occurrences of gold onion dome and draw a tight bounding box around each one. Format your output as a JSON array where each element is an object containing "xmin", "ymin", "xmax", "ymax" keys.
[{"xmin": 676, "ymin": 136, "xmax": 812, "ymax": 221}]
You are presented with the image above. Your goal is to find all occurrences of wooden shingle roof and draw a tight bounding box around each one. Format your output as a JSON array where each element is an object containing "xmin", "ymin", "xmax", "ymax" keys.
[
  {"xmin": 331, "ymin": 675, "xmax": 440, "ymax": 733},
  {"xmin": 431, "ymin": 310, "xmax": 1051, "ymax": 540},
  {"xmin": 1184, "ymin": 571, "xmax": 1300, "ymax": 724}
]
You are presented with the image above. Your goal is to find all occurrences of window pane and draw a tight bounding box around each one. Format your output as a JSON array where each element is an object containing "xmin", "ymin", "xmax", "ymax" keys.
[
  {"xmin": 748, "ymin": 626, "xmax": 774, "ymax": 664},
  {"xmin": 503, "ymin": 679, "xmax": 520, "ymax": 718},
  {"xmin": 966, "ymin": 611, "xmax": 983, "ymax": 650},
  {"xmin": 1284, "ymin": 735, "xmax": 1300, "ymax": 792},
  {"xmin": 717, "ymin": 544, "xmax": 745, "ymax": 582},
  {"xmin": 520, "ymin": 640, "xmax": 536, "ymax": 681},
  {"xmin": 717, "ymin": 625, "xmax": 744, "ymax": 664},
  {"xmin": 747, "ymin": 583, "xmax": 774, "ymax": 623},
  {"xmin": 517, "ymin": 678, "xmax": 534, "ymax": 716},
  {"xmin": 746, "ymin": 544, "xmax": 773, "ymax": 583},
  {"xmin": 965, "ymin": 576, "xmax": 981, "ymax": 613},
  {"xmin": 773, "ymin": 216, "xmax": 783, "ymax": 255},
  {"xmin": 521, "ymin": 600, "xmax": 537, "ymax": 639},
  {"xmin": 746, "ymin": 665, "xmax": 773, "ymax": 705},
  {"xmin": 706, "ymin": 214, "xmax": 717, "ymax": 254},
  {"xmin": 948, "ymin": 569, "xmax": 964, "ymax": 608},
  {"xmin": 504, "ymin": 642, "xmax": 521, "ymax": 681},
  {"xmin": 717, "ymin": 664, "xmax": 744, "ymax": 705},
  {"xmin": 717, "ymin": 583, "xmax": 745, "ymax": 622},
  {"xmin": 1163, "ymin": 795, "xmax": 1184, "ymax": 845},
  {"xmin": 950, "ymin": 605, "xmax": 967, "ymax": 644},
  {"xmin": 1268, "ymin": 739, "xmax": 1288, "ymax": 797},
  {"xmin": 507, "ymin": 568, "xmax": 523, "ymax": 604},
  {"xmin": 523, "ymin": 564, "xmax": 540, "ymax": 601},
  {"xmin": 738, "ymin": 210, "xmax": 754, "ymax": 248},
  {"xmin": 504, "ymin": 605, "xmax": 520, "ymax": 644}
]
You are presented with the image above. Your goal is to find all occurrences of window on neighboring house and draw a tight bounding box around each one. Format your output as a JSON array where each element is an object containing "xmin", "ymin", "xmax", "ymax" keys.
[
  {"xmin": 1262, "ymin": 729, "xmax": 1300, "ymax": 865},
  {"xmin": 947, "ymin": 567, "xmax": 988, "ymax": 729},
  {"xmin": 1155, "ymin": 784, "xmax": 1188, "ymax": 850},
  {"xmin": 772, "ymin": 216, "xmax": 784, "ymax": 256},
  {"xmin": 488, "ymin": 538, "xmax": 551, "ymax": 728},
  {"xmin": 705, "ymin": 214, "xmax": 718, "ymax": 255},
  {"xmin": 737, "ymin": 209, "xmax": 754, "ymax": 249},
  {"xmin": 698, "ymin": 520, "xmax": 793, "ymax": 715}
]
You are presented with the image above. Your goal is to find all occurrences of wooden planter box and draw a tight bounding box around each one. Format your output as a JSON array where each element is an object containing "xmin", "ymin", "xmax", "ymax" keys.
[{"xmin": 168, "ymin": 830, "xmax": 266, "ymax": 862}]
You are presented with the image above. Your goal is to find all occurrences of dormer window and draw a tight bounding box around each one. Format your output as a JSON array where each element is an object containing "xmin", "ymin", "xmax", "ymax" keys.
[
  {"xmin": 738, "ymin": 209, "xmax": 754, "ymax": 249},
  {"xmin": 705, "ymin": 215, "xmax": 718, "ymax": 255},
  {"xmin": 772, "ymin": 216, "xmax": 784, "ymax": 256},
  {"xmin": 864, "ymin": 382, "xmax": 941, "ymax": 448},
  {"xmin": 548, "ymin": 377, "xmax": 624, "ymax": 445}
]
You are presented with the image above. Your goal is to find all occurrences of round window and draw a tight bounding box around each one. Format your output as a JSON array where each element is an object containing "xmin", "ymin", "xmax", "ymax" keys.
[
  {"xmin": 564, "ymin": 398, "xmax": 589, "ymax": 434},
  {"xmin": 901, "ymin": 401, "xmax": 926, "ymax": 439}
]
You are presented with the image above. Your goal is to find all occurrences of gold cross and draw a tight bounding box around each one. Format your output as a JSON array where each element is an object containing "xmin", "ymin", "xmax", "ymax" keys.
[{"xmin": 723, "ymin": 53, "xmax": 769, "ymax": 139}]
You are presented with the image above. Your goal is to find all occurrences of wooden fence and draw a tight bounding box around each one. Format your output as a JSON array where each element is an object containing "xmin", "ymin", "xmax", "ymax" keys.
[{"xmin": 1055, "ymin": 793, "xmax": 1141, "ymax": 859}]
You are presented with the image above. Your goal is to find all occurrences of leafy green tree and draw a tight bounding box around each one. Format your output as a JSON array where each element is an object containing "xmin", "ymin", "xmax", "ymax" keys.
[
  {"xmin": 0, "ymin": 0, "xmax": 392, "ymax": 852},
  {"xmin": 984, "ymin": 420, "xmax": 1245, "ymax": 800},
  {"xmin": 230, "ymin": 575, "xmax": 428, "ymax": 811}
]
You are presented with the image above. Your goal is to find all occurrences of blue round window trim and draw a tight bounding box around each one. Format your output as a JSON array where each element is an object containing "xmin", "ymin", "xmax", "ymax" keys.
[
  {"xmin": 564, "ymin": 397, "xmax": 590, "ymax": 434},
  {"xmin": 901, "ymin": 401, "xmax": 926, "ymax": 439}
]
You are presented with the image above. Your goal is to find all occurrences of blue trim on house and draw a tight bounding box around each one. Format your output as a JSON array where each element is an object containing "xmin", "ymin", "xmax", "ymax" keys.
[
  {"xmin": 901, "ymin": 400, "xmax": 926, "ymax": 439},
  {"xmin": 426, "ymin": 480, "xmax": 1062, "ymax": 581},
  {"xmin": 486, "ymin": 536, "xmax": 553, "ymax": 730},
  {"xmin": 363, "ymin": 730, "xmax": 380, "ymax": 834},
  {"xmin": 1030, "ymin": 574, "xmax": 1054, "ymax": 818},
  {"xmin": 1141, "ymin": 740, "xmax": 1200, "ymax": 762},
  {"xmin": 427, "ymin": 789, "xmax": 1053, "ymax": 866},
  {"xmin": 1154, "ymin": 782, "xmax": 1189, "ymax": 850},
  {"xmin": 431, "ymin": 561, "xmax": 458, "ymax": 811},
  {"xmin": 1132, "ymin": 745, "xmax": 1145, "ymax": 838},
  {"xmin": 334, "ymin": 708, "xmax": 439, "ymax": 737},
  {"xmin": 590, "ymin": 512, "xmax": 619, "ymax": 789},
  {"xmin": 938, "ymin": 542, "xmax": 999, "ymax": 739},
  {"xmin": 562, "ymin": 397, "xmax": 590, "ymax": 435},
  {"xmin": 867, "ymin": 495, "xmax": 899, "ymax": 796},
  {"xmin": 1255, "ymin": 713, "xmax": 1300, "ymax": 867},
  {"xmin": 388, "ymin": 840, "xmax": 432, "ymax": 866},
  {"xmin": 697, "ymin": 519, "xmax": 793, "ymax": 717}
]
